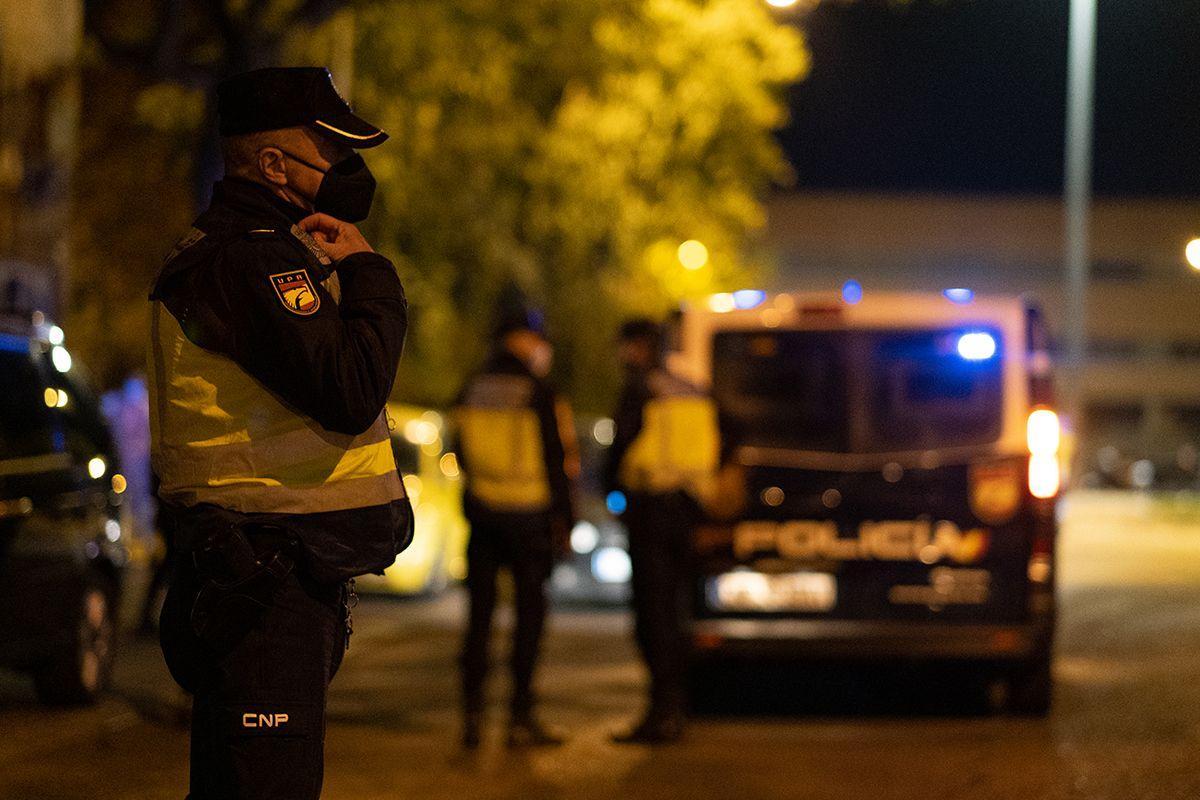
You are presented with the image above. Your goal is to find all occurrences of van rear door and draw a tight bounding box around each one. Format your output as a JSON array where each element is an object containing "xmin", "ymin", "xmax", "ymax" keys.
[{"xmin": 703, "ymin": 327, "xmax": 1031, "ymax": 624}]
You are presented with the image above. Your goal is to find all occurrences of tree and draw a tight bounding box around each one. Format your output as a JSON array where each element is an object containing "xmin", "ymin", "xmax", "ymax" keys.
[{"xmin": 356, "ymin": 0, "xmax": 807, "ymax": 410}]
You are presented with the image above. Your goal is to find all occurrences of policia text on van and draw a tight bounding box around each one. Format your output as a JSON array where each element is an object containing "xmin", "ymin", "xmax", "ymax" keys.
[{"xmin": 150, "ymin": 68, "xmax": 413, "ymax": 800}]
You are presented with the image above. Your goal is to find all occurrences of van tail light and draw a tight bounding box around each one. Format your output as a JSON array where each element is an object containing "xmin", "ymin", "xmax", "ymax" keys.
[
  {"xmin": 692, "ymin": 524, "xmax": 734, "ymax": 557},
  {"xmin": 1027, "ymin": 408, "xmax": 1061, "ymax": 499}
]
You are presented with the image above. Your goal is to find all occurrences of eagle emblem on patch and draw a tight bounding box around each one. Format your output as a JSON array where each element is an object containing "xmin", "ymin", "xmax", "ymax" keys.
[{"xmin": 269, "ymin": 269, "xmax": 321, "ymax": 316}]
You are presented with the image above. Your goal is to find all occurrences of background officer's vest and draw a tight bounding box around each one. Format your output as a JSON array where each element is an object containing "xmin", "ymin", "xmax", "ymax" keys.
[
  {"xmin": 148, "ymin": 255, "xmax": 405, "ymax": 516},
  {"xmin": 454, "ymin": 373, "xmax": 550, "ymax": 513},
  {"xmin": 618, "ymin": 369, "xmax": 719, "ymax": 498}
]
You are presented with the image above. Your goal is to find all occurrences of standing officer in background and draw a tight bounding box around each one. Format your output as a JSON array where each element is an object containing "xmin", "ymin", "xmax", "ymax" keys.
[
  {"xmin": 605, "ymin": 318, "xmax": 720, "ymax": 744},
  {"xmin": 151, "ymin": 67, "xmax": 412, "ymax": 799},
  {"xmin": 453, "ymin": 300, "xmax": 578, "ymax": 749}
]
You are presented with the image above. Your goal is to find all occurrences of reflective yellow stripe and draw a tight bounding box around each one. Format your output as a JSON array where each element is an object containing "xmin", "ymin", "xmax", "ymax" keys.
[
  {"xmin": 161, "ymin": 469, "xmax": 406, "ymax": 515},
  {"xmin": 313, "ymin": 119, "xmax": 385, "ymax": 140}
]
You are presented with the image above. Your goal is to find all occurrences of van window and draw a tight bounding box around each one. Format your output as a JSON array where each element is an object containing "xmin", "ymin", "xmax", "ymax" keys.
[{"xmin": 712, "ymin": 328, "xmax": 1004, "ymax": 454}]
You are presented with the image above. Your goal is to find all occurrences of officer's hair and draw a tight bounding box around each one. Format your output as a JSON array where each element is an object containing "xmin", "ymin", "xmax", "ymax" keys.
[{"xmin": 221, "ymin": 131, "xmax": 279, "ymax": 176}]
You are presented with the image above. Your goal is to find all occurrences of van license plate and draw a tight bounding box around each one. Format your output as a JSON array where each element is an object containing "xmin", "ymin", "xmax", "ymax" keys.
[{"xmin": 708, "ymin": 571, "xmax": 836, "ymax": 612}]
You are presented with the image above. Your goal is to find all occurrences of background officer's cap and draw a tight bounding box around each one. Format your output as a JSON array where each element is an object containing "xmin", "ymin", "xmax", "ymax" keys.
[
  {"xmin": 618, "ymin": 317, "xmax": 662, "ymax": 344},
  {"xmin": 217, "ymin": 67, "xmax": 387, "ymax": 148},
  {"xmin": 493, "ymin": 285, "xmax": 547, "ymax": 338}
]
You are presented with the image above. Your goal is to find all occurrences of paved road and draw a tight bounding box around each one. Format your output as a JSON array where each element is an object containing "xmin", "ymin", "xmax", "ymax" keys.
[{"xmin": 3, "ymin": 490, "xmax": 1200, "ymax": 800}]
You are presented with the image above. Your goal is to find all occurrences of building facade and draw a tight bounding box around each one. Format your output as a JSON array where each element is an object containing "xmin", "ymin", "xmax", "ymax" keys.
[{"xmin": 0, "ymin": 0, "xmax": 82, "ymax": 318}]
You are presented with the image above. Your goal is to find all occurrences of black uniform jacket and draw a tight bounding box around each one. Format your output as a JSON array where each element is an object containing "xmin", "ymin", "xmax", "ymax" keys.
[
  {"xmin": 603, "ymin": 365, "xmax": 653, "ymax": 496},
  {"xmin": 150, "ymin": 177, "xmax": 412, "ymax": 582},
  {"xmin": 456, "ymin": 351, "xmax": 575, "ymax": 526}
]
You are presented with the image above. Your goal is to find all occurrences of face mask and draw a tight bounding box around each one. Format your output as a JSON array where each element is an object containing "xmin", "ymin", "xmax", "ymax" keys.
[
  {"xmin": 528, "ymin": 343, "xmax": 553, "ymax": 378},
  {"xmin": 281, "ymin": 151, "xmax": 376, "ymax": 222}
]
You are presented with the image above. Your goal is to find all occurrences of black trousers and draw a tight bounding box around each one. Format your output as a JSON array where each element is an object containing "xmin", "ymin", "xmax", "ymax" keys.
[
  {"xmin": 623, "ymin": 491, "xmax": 697, "ymax": 719},
  {"xmin": 460, "ymin": 509, "xmax": 554, "ymax": 717},
  {"xmin": 160, "ymin": 528, "xmax": 347, "ymax": 800}
]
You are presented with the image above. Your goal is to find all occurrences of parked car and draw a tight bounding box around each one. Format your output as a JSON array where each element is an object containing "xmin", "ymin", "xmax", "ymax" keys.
[
  {"xmin": 355, "ymin": 404, "xmax": 469, "ymax": 596},
  {"xmin": 0, "ymin": 314, "xmax": 128, "ymax": 704}
]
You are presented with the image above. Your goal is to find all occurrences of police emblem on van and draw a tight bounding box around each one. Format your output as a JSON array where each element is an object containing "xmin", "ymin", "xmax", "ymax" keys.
[
  {"xmin": 269, "ymin": 269, "xmax": 320, "ymax": 316},
  {"xmin": 969, "ymin": 461, "xmax": 1022, "ymax": 524}
]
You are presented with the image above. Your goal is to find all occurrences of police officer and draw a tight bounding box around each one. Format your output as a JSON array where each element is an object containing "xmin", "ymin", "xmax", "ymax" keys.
[
  {"xmin": 605, "ymin": 318, "xmax": 720, "ymax": 744},
  {"xmin": 151, "ymin": 67, "xmax": 412, "ymax": 799},
  {"xmin": 453, "ymin": 300, "xmax": 577, "ymax": 749}
]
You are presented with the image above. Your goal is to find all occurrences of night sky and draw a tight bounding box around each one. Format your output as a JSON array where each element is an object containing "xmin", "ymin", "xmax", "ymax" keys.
[{"xmin": 779, "ymin": 0, "xmax": 1200, "ymax": 198}]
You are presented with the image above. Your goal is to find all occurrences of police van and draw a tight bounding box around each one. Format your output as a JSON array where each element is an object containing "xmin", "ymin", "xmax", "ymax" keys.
[{"xmin": 674, "ymin": 289, "xmax": 1059, "ymax": 715}]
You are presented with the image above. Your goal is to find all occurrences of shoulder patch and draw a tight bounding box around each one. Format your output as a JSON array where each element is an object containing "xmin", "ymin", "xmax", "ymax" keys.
[
  {"xmin": 269, "ymin": 269, "xmax": 321, "ymax": 316},
  {"xmin": 164, "ymin": 227, "xmax": 207, "ymax": 265},
  {"xmin": 287, "ymin": 224, "xmax": 332, "ymax": 266}
]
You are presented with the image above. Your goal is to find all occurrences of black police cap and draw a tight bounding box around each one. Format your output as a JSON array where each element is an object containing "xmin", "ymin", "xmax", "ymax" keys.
[
  {"xmin": 217, "ymin": 67, "xmax": 387, "ymax": 149},
  {"xmin": 494, "ymin": 306, "xmax": 547, "ymax": 338},
  {"xmin": 492, "ymin": 285, "xmax": 547, "ymax": 338},
  {"xmin": 618, "ymin": 317, "xmax": 662, "ymax": 343}
]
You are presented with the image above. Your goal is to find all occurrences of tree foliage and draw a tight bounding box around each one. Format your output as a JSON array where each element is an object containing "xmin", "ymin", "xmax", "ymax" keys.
[
  {"xmin": 355, "ymin": 0, "xmax": 806, "ymax": 410},
  {"xmin": 72, "ymin": 0, "xmax": 805, "ymax": 408}
]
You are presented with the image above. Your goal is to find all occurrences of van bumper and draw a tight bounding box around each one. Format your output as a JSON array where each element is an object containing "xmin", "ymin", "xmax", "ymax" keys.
[{"xmin": 689, "ymin": 617, "xmax": 1054, "ymax": 661}]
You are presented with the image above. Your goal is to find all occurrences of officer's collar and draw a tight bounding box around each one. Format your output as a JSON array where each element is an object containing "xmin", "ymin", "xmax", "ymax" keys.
[
  {"xmin": 210, "ymin": 176, "xmax": 310, "ymax": 226},
  {"xmin": 490, "ymin": 348, "xmax": 535, "ymax": 377}
]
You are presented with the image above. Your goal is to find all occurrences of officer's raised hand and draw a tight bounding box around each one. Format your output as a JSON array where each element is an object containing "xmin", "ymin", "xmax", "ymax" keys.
[{"xmin": 299, "ymin": 213, "xmax": 375, "ymax": 261}]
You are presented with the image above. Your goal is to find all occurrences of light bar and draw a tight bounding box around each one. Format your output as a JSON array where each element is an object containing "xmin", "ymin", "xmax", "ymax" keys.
[
  {"xmin": 708, "ymin": 293, "xmax": 736, "ymax": 313},
  {"xmin": 841, "ymin": 280, "xmax": 863, "ymax": 305},
  {"xmin": 957, "ymin": 332, "xmax": 997, "ymax": 361},
  {"xmin": 733, "ymin": 289, "xmax": 767, "ymax": 310}
]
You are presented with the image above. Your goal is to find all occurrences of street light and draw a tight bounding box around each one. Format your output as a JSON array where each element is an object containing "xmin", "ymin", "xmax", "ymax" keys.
[
  {"xmin": 1186, "ymin": 238, "xmax": 1200, "ymax": 271},
  {"xmin": 677, "ymin": 239, "xmax": 709, "ymax": 270}
]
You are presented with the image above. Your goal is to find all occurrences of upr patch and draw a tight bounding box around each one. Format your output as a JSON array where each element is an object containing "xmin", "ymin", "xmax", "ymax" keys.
[{"xmin": 269, "ymin": 269, "xmax": 320, "ymax": 316}]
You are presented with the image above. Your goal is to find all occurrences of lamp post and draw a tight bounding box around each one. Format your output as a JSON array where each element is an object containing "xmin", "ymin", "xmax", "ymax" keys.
[{"xmin": 1063, "ymin": 0, "xmax": 1097, "ymax": 432}]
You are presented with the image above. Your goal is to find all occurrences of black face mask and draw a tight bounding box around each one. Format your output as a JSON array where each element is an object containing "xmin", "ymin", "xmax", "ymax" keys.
[{"xmin": 282, "ymin": 151, "xmax": 376, "ymax": 222}]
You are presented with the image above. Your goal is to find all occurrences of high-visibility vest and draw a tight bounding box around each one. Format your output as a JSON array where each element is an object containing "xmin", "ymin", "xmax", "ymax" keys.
[
  {"xmin": 454, "ymin": 372, "xmax": 550, "ymax": 513},
  {"xmin": 618, "ymin": 369, "xmax": 719, "ymax": 498},
  {"xmin": 148, "ymin": 280, "xmax": 405, "ymax": 517}
]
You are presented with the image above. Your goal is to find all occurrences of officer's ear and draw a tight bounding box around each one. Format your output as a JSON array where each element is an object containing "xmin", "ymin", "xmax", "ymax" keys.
[{"xmin": 256, "ymin": 147, "xmax": 289, "ymax": 187}]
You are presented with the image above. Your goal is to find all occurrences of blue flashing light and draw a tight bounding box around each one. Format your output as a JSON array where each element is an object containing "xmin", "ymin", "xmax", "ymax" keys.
[
  {"xmin": 957, "ymin": 331, "xmax": 997, "ymax": 361},
  {"xmin": 841, "ymin": 280, "xmax": 863, "ymax": 305},
  {"xmin": 0, "ymin": 333, "xmax": 28, "ymax": 353},
  {"xmin": 606, "ymin": 490, "xmax": 628, "ymax": 515},
  {"xmin": 944, "ymin": 288, "xmax": 975, "ymax": 305},
  {"xmin": 732, "ymin": 289, "xmax": 766, "ymax": 310}
]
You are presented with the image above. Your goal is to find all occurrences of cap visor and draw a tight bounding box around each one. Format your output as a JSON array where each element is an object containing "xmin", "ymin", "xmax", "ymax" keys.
[{"xmin": 311, "ymin": 113, "xmax": 388, "ymax": 148}]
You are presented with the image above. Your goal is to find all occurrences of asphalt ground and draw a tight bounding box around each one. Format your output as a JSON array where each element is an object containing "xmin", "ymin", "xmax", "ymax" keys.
[{"xmin": 2, "ymin": 490, "xmax": 1199, "ymax": 800}]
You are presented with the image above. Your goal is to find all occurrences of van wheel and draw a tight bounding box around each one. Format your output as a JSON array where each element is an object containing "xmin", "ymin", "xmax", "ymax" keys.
[
  {"xmin": 34, "ymin": 581, "xmax": 116, "ymax": 706},
  {"xmin": 1007, "ymin": 653, "xmax": 1052, "ymax": 717},
  {"xmin": 686, "ymin": 660, "xmax": 733, "ymax": 714}
]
